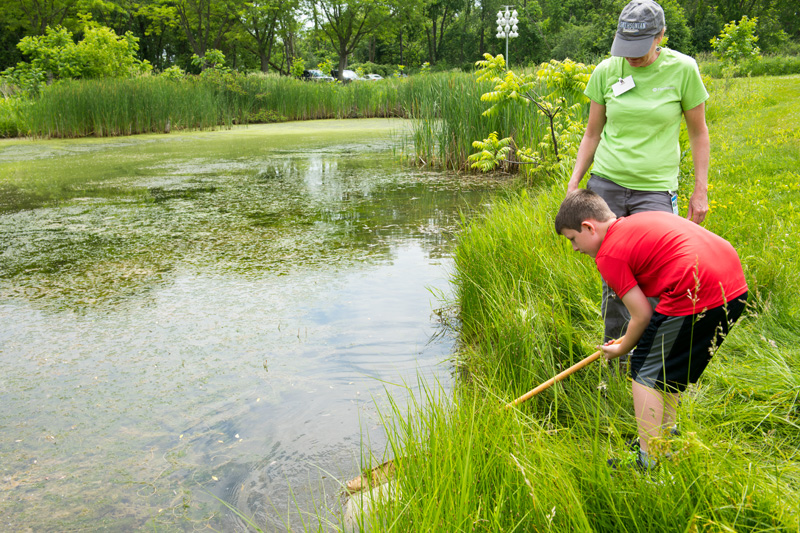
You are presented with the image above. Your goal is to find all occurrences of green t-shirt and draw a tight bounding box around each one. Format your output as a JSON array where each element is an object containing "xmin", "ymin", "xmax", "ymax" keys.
[{"xmin": 584, "ymin": 48, "xmax": 709, "ymax": 191}]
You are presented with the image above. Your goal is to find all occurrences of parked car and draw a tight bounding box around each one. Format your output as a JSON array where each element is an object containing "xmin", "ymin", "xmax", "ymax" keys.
[
  {"xmin": 363, "ymin": 73, "xmax": 383, "ymax": 81},
  {"xmin": 302, "ymin": 69, "xmax": 334, "ymax": 82},
  {"xmin": 330, "ymin": 69, "xmax": 362, "ymax": 83}
]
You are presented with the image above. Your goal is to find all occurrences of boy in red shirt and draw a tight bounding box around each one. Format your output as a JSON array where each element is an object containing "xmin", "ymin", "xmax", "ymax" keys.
[{"xmin": 555, "ymin": 189, "xmax": 748, "ymax": 469}]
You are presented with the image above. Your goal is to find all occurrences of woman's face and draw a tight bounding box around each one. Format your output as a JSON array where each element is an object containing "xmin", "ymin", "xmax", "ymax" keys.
[{"xmin": 624, "ymin": 29, "xmax": 665, "ymax": 68}]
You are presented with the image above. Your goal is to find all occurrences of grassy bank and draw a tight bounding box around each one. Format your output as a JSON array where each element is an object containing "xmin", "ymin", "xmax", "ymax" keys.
[{"xmin": 356, "ymin": 76, "xmax": 800, "ymax": 530}]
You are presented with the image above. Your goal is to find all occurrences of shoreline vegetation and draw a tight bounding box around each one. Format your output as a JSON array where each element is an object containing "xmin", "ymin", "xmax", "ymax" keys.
[
  {"xmin": 343, "ymin": 75, "xmax": 800, "ymax": 530},
  {"xmin": 2, "ymin": 50, "xmax": 799, "ymax": 529}
]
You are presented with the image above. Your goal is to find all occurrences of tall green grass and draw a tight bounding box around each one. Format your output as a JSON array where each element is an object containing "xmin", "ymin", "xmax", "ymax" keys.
[
  {"xmin": 13, "ymin": 74, "xmax": 411, "ymax": 138},
  {"xmin": 23, "ymin": 77, "xmax": 220, "ymax": 137},
  {"xmin": 353, "ymin": 75, "xmax": 800, "ymax": 531}
]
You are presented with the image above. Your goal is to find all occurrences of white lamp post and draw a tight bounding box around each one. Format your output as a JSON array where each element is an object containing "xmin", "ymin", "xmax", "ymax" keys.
[{"xmin": 496, "ymin": 6, "xmax": 519, "ymax": 68}]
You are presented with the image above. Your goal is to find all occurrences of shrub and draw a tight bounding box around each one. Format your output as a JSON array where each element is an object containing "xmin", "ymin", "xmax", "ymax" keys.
[
  {"xmin": 0, "ymin": 23, "xmax": 151, "ymax": 97},
  {"xmin": 159, "ymin": 65, "xmax": 186, "ymax": 79},
  {"xmin": 710, "ymin": 16, "xmax": 760, "ymax": 65}
]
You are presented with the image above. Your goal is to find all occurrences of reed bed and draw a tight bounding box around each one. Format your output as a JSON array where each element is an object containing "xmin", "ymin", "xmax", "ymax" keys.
[
  {"xmin": 24, "ymin": 77, "xmax": 219, "ymax": 137},
  {"xmin": 351, "ymin": 75, "xmax": 800, "ymax": 531},
  {"xmin": 14, "ymin": 74, "xmax": 413, "ymax": 139}
]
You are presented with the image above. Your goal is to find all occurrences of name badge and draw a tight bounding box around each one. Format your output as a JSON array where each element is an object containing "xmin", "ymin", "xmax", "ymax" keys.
[{"xmin": 612, "ymin": 75, "xmax": 635, "ymax": 97}]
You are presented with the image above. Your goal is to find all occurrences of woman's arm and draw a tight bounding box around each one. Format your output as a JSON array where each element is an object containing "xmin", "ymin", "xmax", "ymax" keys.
[
  {"xmin": 599, "ymin": 285, "xmax": 652, "ymax": 360},
  {"xmin": 683, "ymin": 103, "xmax": 710, "ymax": 224},
  {"xmin": 567, "ymin": 101, "xmax": 607, "ymax": 193}
]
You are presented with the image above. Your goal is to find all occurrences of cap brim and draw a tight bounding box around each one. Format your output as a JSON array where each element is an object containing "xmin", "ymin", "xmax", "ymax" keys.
[{"xmin": 610, "ymin": 33, "xmax": 655, "ymax": 57}]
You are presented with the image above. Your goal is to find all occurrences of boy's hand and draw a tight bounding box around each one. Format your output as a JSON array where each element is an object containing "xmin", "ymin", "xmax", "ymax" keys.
[{"xmin": 599, "ymin": 339, "xmax": 626, "ymax": 361}]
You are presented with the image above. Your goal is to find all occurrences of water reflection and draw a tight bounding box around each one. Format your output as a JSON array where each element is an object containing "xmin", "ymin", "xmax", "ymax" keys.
[{"xmin": 0, "ymin": 120, "xmax": 503, "ymax": 531}]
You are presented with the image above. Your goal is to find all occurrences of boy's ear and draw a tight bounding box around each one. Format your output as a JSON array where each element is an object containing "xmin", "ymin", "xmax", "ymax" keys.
[{"xmin": 581, "ymin": 220, "xmax": 597, "ymax": 234}]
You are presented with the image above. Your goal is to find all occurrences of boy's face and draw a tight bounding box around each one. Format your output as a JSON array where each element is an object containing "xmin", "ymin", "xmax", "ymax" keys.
[{"xmin": 561, "ymin": 222, "xmax": 602, "ymax": 258}]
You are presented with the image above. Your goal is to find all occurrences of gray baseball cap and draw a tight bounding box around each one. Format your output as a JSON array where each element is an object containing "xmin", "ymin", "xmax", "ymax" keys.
[{"xmin": 610, "ymin": 0, "xmax": 665, "ymax": 58}]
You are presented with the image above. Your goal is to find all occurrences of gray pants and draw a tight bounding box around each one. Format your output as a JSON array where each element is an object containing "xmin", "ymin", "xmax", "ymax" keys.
[{"xmin": 586, "ymin": 175, "xmax": 676, "ymax": 366}]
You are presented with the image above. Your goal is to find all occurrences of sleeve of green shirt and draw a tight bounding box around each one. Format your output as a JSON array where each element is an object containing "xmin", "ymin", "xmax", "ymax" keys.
[{"xmin": 680, "ymin": 56, "xmax": 709, "ymax": 111}]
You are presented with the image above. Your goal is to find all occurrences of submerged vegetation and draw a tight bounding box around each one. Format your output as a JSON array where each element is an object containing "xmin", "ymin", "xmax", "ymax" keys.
[{"xmin": 354, "ymin": 75, "xmax": 800, "ymax": 531}]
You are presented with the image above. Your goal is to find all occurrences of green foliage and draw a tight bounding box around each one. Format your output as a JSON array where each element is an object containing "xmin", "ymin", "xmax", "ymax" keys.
[
  {"xmin": 536, "ymin": 58, "xmax": 594, "ymax": 104},
  {"xmin": 76, "ymin": 24, "xmax": 152, "ymax": 79},
  {"xmin": 470, "ymin": 55, "xmax": 593, "ymax": 181},
  {"xmin": 159, "ymin": 65, "xmax": 186, "ymax": 79},
  {"xmin": 0, "ymin": 24, "xmax": 151, "ymax": 97},
  {"xmin": 290, "ymin": 57, "xmax": 305, "ymax": 79},
  {"xmin": 349, "ymin": 61, "xmax": 393, "ymax": 77},
  {"xmin": 467, "ymin": 131, "xmax": 512, "ymax": 172},
  {"xmin": 711, "ymin": 16, "xmax": 761, "ymax": 65},
  {"xmin": 474, "ymin": 53, "xmax": 507, "ymax": 84},
  {"xmin": 19, "ymin": 24, "xmax": 151, "ymax": 79},
  {"xmin": 0, "ymin": 97, "xmax": 29, "ymax": 137},
  {"xmin": 317, "ymin": 58, "xmax": 335, "ymax": 76},
  {"xmin": 0, "ymin": 63, "xmax": 46, "ymax": 97},
  {"xmin": 191, "ymin": 49, "xmax": 228, "ymax": 71},
  {"xmin": 15, "ymin": 26, "xmax": 80, "ymax": 79}
]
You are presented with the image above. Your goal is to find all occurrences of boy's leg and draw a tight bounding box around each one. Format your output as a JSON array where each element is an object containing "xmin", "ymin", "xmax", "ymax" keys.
[
  {"xmin": 630, "ymin": 385, "xmax": 679, "ymax": 471},
  {"xmin": 632, "ymin": 381, "xmax": 666, "ymax": 455},
  {"xmin": 630, "ymin": 292, "xmax": 749, "ymax": 455}
]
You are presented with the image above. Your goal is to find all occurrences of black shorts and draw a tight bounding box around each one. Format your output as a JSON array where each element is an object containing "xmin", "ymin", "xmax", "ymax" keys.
[{"xmin": 630, "ymin": 292, "xmax": 748, "ymax": 393}]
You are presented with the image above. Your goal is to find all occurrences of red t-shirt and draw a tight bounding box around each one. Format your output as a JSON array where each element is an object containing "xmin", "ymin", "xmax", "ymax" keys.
[{"xmin": 595, "ymin": 212, "xmax": 748, "ymax": 316}]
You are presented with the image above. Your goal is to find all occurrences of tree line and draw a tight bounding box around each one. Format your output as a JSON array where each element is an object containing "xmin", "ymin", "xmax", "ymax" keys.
[{"xmin": 0, "ymin": 0, "xmax": 798, "ymax": 79}]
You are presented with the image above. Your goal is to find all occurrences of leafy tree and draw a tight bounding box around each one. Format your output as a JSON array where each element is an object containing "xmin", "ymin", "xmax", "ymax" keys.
[
  {"xmin": 711, "ymin": 15, "xmax": 760, "ymax": 64},
  {"xmin": 235, "ymin": 0, "xmax": 290, "ymax": 72},
  {"xmin": 0, "ymin": 0, "xmax": 79, "ymax": 35},
  {"xmin": 468, "ymin": 131, "xmax": 513, "ymax": 172},
  {"xmin": 681, "ymin": 0, "xmax": 722, "ymax": 53},
  {"xmin": 169, "ymin": 0, "xmax": 245, "ymax": 59},
  {"xmin": 423, "ymin": 0, "xmax": 461, "ymax": 64},
  {"xmin": 313, "ymin": 0, "xmax": 392, "ymax": 78}
]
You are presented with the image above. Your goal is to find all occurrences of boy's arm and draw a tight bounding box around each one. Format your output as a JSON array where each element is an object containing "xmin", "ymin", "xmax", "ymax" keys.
[{"xmin": 600, "ymin": 285, "xmax": 652, "ymax": 360}]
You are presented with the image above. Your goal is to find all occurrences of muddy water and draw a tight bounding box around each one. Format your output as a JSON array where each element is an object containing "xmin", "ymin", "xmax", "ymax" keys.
[{"xmin": 0, "ymin": 119, "xmax": 503, "ymax": 531}]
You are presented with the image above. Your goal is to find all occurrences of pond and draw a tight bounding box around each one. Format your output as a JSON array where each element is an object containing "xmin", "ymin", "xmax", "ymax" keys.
[{"xmin": 0, "ymin": 119, "xmax": 505, "ymax": 531}]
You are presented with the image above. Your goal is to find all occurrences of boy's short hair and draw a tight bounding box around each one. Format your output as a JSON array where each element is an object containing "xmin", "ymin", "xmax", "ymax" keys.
[{"xmin": 554, "ymin": 189, "xmax": 616, "ymax": 234}]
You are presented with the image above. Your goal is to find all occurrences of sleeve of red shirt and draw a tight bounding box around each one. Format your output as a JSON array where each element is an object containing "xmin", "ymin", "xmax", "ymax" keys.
[{"xmin": 595, "ymin": 256, "xmax": 638, "ymax": 300}]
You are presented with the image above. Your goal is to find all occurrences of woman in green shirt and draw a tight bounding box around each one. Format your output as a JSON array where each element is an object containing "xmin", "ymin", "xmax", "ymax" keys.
[{"xmin": 567, "ymin": 0, "xmax": 710, "ymax": 348}]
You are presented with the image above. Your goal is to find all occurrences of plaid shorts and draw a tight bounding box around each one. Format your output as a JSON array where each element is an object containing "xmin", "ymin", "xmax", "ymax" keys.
[{"xmin": 630, "ymin": 292, "xmax": 748, "ymax": 392}]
